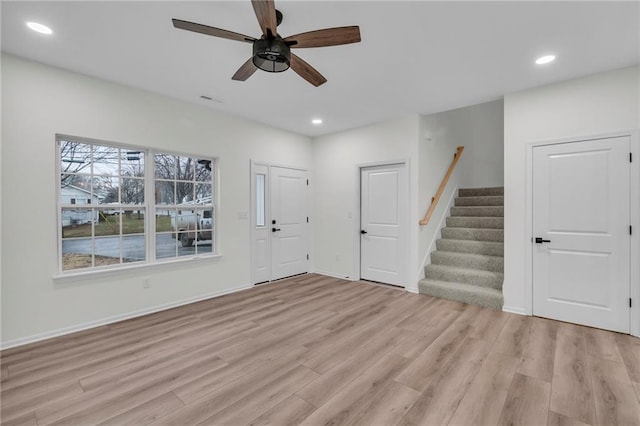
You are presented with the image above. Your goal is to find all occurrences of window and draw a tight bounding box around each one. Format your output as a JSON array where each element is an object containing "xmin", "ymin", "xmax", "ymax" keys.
[
  {"xmin": 58, "ymin": 136, "xmax": 216, "ymax": 273},
  {"xmin": 154, "ymin": 154, "xmax": 213, "ymax": 259},
  {"xmin": 256, "ymin": 174, "xmax": 266, "ymax": 227}
]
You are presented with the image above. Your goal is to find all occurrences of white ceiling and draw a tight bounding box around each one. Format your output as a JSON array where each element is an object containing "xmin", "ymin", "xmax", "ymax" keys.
[{"xmin": 2, "ymin": 1, "xmax": 638, "ymax": 137}]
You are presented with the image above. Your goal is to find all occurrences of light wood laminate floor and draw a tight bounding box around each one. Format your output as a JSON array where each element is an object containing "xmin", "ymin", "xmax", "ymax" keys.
[{"xmin": 1, "ymin": 274, "xmax": 639, "ymax": 425}]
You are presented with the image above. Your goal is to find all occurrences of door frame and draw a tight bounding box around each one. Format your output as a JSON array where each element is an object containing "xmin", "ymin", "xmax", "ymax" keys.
[
  {"xmin": 250, "ymin": 160, "xmax": 310, "ymax": 286},
  {"xmin": 353, "ymin": 160, "xmax": 410, "ymax": 287},
  {"xmin": 524, "ymin": 130, "xmax": 640, "ymax": 337}
]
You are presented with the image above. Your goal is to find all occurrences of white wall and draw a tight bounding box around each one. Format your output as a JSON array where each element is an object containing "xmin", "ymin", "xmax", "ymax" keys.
[
  {"xmin": 1, "ymin": 54, "xmax": 312, "ymax": 346},
  {"xmin": 503, "ymin": 65, "xmax": 640, "ymax": 313},
  {"xmin": 311, "ymin": 116, "xmax": 420, "ymax": 290},
  {"xmin": 418, "ymin": 100, "xmax": 504, "ymax": 277}
]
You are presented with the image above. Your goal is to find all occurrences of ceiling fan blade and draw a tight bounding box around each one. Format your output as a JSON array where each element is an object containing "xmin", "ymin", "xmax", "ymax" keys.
[
  {"xmin": 172, "ymin": 19, "xmax": 256, "ymax": 43},
  {"xmin": 284, "ymin": 26, "xmax": 361, "ymax": 48},
  {"xmin": 251, "ymin": 0, "xmax": 278, "ymax": 37},
  {"xmin": 232, "ymin": 58, "xmax": 258, "ymax": 81},
  {"xmin": 290, "ymin": 53, "xmax": 327, "ymax": 87}
]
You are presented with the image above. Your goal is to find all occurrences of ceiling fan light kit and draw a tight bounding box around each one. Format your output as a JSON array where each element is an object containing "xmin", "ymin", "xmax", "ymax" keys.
[
  {"xmin": 253, "ymin": 37, "xmax": 291, "ymax": 73},
  {"xmin": 172, "ymin": 0, "xmax": 361, "ymax": 86}
]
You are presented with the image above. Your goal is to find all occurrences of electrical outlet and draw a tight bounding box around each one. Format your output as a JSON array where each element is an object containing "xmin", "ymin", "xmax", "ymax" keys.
[{"xmin": 143, "ymin": 278, "xmax": 150, "ymax": 289}]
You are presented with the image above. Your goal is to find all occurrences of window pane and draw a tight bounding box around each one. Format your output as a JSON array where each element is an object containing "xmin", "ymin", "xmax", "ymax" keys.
[
  {"xmin": 196, "ymin": 208, "xmax": 213, "ymax": 238},
  {"xmin": 156, "ymin": 233, "xmax": 177, "ymax": 259},
  {"xmin": 155, "ymin": 209, "xmax": 173, "ymax": 233},
  {"xmin": 195, "ymin": 183, "xmax": 212, "ymax": 202},
  {"xmin": 61, "ymin": 240, "xmax": 93, "ymax": 271},
  {"xmin": 60, "ymin": 141, "xmax": 92, "ymax": 176},
  {"xmin": 95, "ymin": 211, "xmax": 120, "ymax": 237},
  {"xmin": 92, "ymin": 146, "xmax": 120, "ymax": 176},
  {"xmin": 256, "ymin": 174, "xmax": 265, "ymax": 227},
  {"xmin": 95, "ymin": 176, "xmax": 119, "ymax": 204},
  {"xmin": 154, "ymin": 154, "xmax": 176, "ymax": 179},
  {"xmin": 195, "ymin": 159, "xmax": 212, "ymax": 182},
  {"xmin": 197, "ymin": 243, "xmax": 213, "ymax": 255},
  {"xmin": 176, "ymin": 182, "xmax": 194, "ymax": 204},
  {"xmin": 93, "ymin": 236, "xmax": 121, "ymax": 266},
  {"xmin": 177, "ymin": 232, "xmax": 195, "ymax": 254},
  {"xmin": 122, "ymin": 209, "xmax": 145, "ymax": 235},
  {"xmin": 122, "ymin": 150, "xmax": 144, "ymax": 176},
  {"xmin": 155, "ymin": 181, "xmax": 175, "ymax": 205},
  {"xmin": 176, "ymin": 156, "xmax": 194, "ymax": 181},
  {"xmin": 123, "ymin": 235, "xmax": 145, "ymax": 263},
  {"xmin": 121, "ymin": 178, "xmax": 144, "ymax": 204},
  {"xmin": 61, "ymin": 208, "xmax": 94, "ymax": 238}
]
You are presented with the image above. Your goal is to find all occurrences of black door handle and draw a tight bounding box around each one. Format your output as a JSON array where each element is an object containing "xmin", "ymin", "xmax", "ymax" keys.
[
  {"xmin": 272, "ymin": 227, "xmax": 281, "ymax": 232},
  {"xmin": 360, "ymin": 230, "xmax": 368, "ymax": 235},
  {"xmin": 535, "ymin": 237, "xmax": 551, "ymax": 244}
]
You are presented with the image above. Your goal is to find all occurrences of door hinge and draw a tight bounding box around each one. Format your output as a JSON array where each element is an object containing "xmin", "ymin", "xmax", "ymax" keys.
[
  {"xmin": 630, "ymin": 152, "xmax": 633, "ymax": 163},
  {"xmin": 306, "ymin": 179, "xmax": 309, "ymax": 186},
  {"xmin": 630, "ymin": 298, "xmax": 633, "ymax": 308},
  {"xmin": 306, "ymin": 254, "xmax": 309, "ymax": 260},
  {"xmin": 630, "ymin": 225, "xmax": 633, "ymax": 235},
  {"xmin": 306, "ymin": 216, "xmax": 309, "ymax": 223}
]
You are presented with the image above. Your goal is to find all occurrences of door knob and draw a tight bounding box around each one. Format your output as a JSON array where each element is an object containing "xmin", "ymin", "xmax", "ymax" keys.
[
  {"xmin": 535, "ymin": 237, "xmax": 551, "ymax": 244},
  {"xmin": 360, "ymin": 230, "xmax": 368, "ymax": 235},
  {"xmin": 272, "ymin": 227, "xmax": 281, "ymax": 232}
]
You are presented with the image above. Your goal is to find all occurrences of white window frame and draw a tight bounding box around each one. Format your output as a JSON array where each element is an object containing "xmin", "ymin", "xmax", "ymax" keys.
[{"xmin": 56, "ymin": 134, "xmax": 219, "ymax": 276}]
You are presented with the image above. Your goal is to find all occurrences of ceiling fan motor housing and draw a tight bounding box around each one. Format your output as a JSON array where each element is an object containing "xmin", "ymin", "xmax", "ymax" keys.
[{"xmin": 253, "ymin": 37, "xmax": 290, "ymax": 73}]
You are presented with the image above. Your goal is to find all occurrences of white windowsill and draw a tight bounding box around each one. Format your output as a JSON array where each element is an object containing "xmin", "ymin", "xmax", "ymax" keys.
[{"xmin": 52, "ymin": 254, "xmax": 223, "ymax": 284}]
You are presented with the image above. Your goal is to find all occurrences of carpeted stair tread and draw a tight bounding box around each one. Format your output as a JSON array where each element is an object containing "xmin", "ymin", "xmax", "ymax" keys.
[
  {"xmin": 441, "ymin": 227, "xmax": 503, "ymax": 242},
  {"xmin": 450, "ymin": 206, "xmax": 504, "ymax": 217},
  {"xmin": 454, "ymin": 196, "xmax": 503, "ymax": 206},
  {"xmin": 431, "ymin": 250, "xmax": 504, "ymax": 272},
  {"xmin": 419, "ymin": 186, "xmax": 505, "ymax": 310},
  {"xmin": 418, "ymin": 279, "xmax": 504, "ymax": 310},
  {"xmin": 435, "ymin": 239, "xmax": 503, "ymax": 256},
  {"xmin": 458, "ymin": 187, "xmax": 504, "ymax": 197},
  {"xmin": 424, "ymin": 264, "xmax": 503, "ymax": 290},
  {"xmin": 446, "ymin": 216, "xmax": 504, "ymax": 229}
]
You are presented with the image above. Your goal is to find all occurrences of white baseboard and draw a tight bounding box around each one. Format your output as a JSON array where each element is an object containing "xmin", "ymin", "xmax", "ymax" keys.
[
  {"xmin": 406, "ymin": 287, "xmax": 420, "ymax": 294},
  {"xmin": 312, "ymin": 269, "xmax": 356, "ymax": 281},
  {"xmin": 0, "ymin": 283, "xmax": 252, "ymax": 350},
  {"xmin": 502, "ymin": 305, "xmax": 528, "ymax": 316}
]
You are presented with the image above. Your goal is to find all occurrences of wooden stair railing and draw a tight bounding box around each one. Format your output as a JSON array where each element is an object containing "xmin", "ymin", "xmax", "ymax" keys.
[{"xmin": 419, "ymin": 146, "xmax": 464, "ymax": 225}]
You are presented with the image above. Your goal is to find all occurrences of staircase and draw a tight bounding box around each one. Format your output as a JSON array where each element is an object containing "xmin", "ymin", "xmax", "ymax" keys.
[{"xmin": 419, "ymin": 187, "xmax": 504, "ymax": 310}]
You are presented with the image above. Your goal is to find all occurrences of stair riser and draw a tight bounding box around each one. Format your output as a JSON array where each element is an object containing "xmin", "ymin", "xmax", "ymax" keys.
[
  {"xmin": 419, "ymin": 281, "xmax": 504, "ymax": 310},
  {"xmin": 436, "ymin": 239, "xmax": 503, "ymax": 257},
  {"xmin": 431, "ymin": 252, "xmax": 504, "ymax": 272},
  {"xmin": 446, "ymin": 217, "xmax": 503, "ymax": 229},
  {"xmin": 458, "ymin": 187, "xmax": 504, "ymax": 197},
  {"xmin": 424, "ymin": 265, "xmax": 503, "ymax": 290},
  {"xmin": 454, "ymin": 196, "xmax": 503, "ymax": 207},
  {"xmin": 441, "ymin": 227, "xmax": 503, "ymax": 242},
  {"xmin": 450, "ymin": 206, "xmax": 504, "ymax": 217}
]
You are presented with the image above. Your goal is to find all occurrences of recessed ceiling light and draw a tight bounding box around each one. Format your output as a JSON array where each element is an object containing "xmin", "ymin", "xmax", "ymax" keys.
[
  {"xmin": 26, "ymin": 21, "xmax": 53, "ymax": 35},
  {"xmin": 535, "ymin": 55, "xmax": 556, "ymax": 65},
  {"xmin": 311, "ymin": 118, "xmax": 323, "ymax": 125}
]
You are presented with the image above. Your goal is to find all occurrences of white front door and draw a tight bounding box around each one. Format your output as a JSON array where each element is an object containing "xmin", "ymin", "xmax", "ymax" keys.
[
  {"xmin": 270, "ymin": 166, "xmax": 309, "ymax": 280},
  {"xmin": 251, "ymin": 163, "xmax": 309, "ymax": 284},
  {"xmin": 532, "ymin": 136, "xmax": 630, "ymax": 333},
  {"xmin": 360, "ymin": 164, "xmax": 407, "ymax": 287}
]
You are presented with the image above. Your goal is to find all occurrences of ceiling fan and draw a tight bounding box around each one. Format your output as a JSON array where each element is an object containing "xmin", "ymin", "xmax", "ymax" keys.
[{"xmin": 172, "ymin": 0, "xmax": 361, "ymax": 87}]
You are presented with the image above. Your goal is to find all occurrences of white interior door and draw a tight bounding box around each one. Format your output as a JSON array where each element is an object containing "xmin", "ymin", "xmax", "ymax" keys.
[
  {"xmin": 532, "ymin": 136, "xmax": 630, "ymax": 333},
  {"xmin": 360, "ymin": 164, "xmax": 406, "ymax": 287}
]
